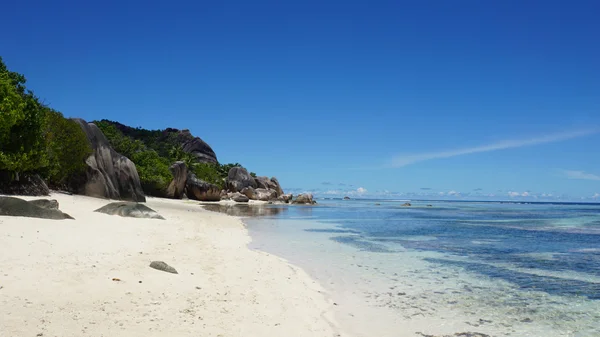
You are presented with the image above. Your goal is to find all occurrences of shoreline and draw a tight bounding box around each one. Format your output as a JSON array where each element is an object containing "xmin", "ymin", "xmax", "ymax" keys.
[{"xmin": 0, "ymin": 193, "xmax": 343, "ymax": 337}]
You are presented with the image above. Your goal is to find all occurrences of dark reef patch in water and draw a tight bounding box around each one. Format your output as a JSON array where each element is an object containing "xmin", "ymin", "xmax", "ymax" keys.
[
  {"xmin": 331, "ymin": 235, "xmax": 394, "ymax": 253},
  {"xmin": 305, "ymin": 228, "xmax": 361, "ymax": 234},
  {"xmin": 425, "ymin": 258, "xmax": 600, "ymax": 300}
]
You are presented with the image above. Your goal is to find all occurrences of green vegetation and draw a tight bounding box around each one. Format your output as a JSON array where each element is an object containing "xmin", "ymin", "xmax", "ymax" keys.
[
  {"xmin": 94, "ymin": 120, "xmax": 248, "ymax": 195},
  {"xmin": 0, "ymin": 57, "xmax": 91, "ymax": 188},
  {"xmin": 44, "ymin": 109, "xmax": 92, "ymax": 187}
]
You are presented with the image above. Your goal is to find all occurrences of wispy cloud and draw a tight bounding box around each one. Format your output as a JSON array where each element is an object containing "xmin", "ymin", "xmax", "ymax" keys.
[
  {"xmin": 321, "ymin": 182, "xmax": 332, "ymax": 185},
  {"xmin": 420, "ymin": 187, "xmax": 432, "ymax": 190},
  {"xmin": 563, "ymin": 170, "xmax": 600, "ymax": 181},
  {"xmin": 391, "ymin": 129, "xmax": 598, "ymax": 167}
]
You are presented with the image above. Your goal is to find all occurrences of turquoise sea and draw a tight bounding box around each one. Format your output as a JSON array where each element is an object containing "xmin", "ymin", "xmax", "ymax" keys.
[{"xmin": 204, "ymin": 199, "xmax": 600, "ymax": 337}]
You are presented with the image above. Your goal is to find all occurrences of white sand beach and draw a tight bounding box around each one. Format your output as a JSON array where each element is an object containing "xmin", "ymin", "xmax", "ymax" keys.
[{"xmin": 0, "ymin": 194, "xmax": 341, "ymax": 337}]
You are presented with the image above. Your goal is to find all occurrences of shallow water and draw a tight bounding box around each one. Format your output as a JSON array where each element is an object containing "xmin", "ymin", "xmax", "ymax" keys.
[{"xmin": 207, "ymin": 200, "xmax": 600, "ymax": 337}]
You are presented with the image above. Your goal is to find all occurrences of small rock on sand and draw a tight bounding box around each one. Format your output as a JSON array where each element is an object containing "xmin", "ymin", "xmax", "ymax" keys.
[{"xmin": 149, "ymin": 261, "xmax": 178, "ymax": 274}]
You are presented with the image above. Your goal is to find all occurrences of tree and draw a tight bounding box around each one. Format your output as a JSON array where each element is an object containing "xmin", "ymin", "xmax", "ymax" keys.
[
  {"xmin": 0, "ymin": 57, "xmax": 48, "ymax": 180},
  {"xmin": 44, "ymin": 109, "xmax": 92, "ymax": 187}
]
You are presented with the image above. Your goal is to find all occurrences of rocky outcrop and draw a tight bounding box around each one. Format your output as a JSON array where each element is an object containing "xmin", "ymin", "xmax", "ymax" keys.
[
  {"xmin": 277, "ymin": 193, "xmax": 293, "ymax": 203},
  {"xmin": 0, "ymin": 196, "xmax": 73, "ymax": 220},
  {"xmin": 343, "ymin": 196, "xmax": 351, "ymax": 200},
  {"xmin": 0, "ymin": 173, "xmax": 49, "ymax": 196},
  {"xmin": 166, "ymin": 161, "xmax": 188, "ymax": 199},
  {"xmin": 254, "ymin": 176, "xmax": 284, "ymax": 197},
  {"xmin": 231, "ymin": 192, "xmax": 249, "ymax": 203},
  {"xmin": 186, "ymin": 173, "xmax": 221, "ymax": 201},
  {"xmin": 72, "ymin": 119, "xmax": 145, "ymax": 202},
  {"xmin": 401, "ymin": 202, "xmax": 411, "ymax": 207},
  {"xmin": 240, "ymin": 187, "xmax": 256, "ymax": 199},
  {"xmin": 226, "ymin": 167, "xmax": 257, "ymax": 192},
  {"xmin": 254, "ymin": 188, "xmax": 278, "ymax": 201},
  {"xmin": 179, "ymin": 131, "xmax": 218, "ymax": 164},
  {"xmin": 94, "ymin": 202, "xmax": 165, "ymax": 220},
  {"xmin": 292, "ymin": 193, "xmax": 316, "ymax": 205},
  {"xmin": 149, "ymin": 261, "xmax": 178, "ymax": 274},
  {"xmin": 29, "ymin": 199, "xmax": 59, "ymax": 210}
]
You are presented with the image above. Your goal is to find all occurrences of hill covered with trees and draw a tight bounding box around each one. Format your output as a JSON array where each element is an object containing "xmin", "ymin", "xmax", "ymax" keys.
[{"xmin": 92, "ymin": 120, "xmax": 254, "ymax": 197}]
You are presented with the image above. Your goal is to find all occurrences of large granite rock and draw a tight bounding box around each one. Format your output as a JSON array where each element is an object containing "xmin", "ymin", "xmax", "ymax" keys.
[
  {"xmin": 186, "ymin": 173, "xmax": 221, "ymax": 201},
  {"xmin": 240, "ymin": 186, "xmax": 256, "ymax": 200},
  {"xmin": 254, "ymin": 176, "xmax": 284, "ymax": 197},
  {"xmin": 226, "ymin": 167, "xmax": 257, "ymax": 192},
  {"xmin": 277, "ymin": 193, "xmax": 293, "ymax": 203},
  {"xmin": 254, "ymin": 188, "xmax": 278, "ymax": 201},
  {"xmin": 94, "ymin": 202, "xmax": 165, "ymax": 220},
  {"xmin": 166, "ymin": 161, "xmax": 188, "ymax": 199},
  {"xmin": 0, "ymin": 173, "xmax": 49, "ymax": 196},
  {"xmin": 72, "ymin": 119, "xmax": 146, "ymax": 202},
  {"xmin": 292, "ymin": 193, "xmax": 316, "ymax": 205},
  {"xmin": 0, "ymin": 196, "xmax": 73, "ymax": 220},
  {"xmin": 179, "ymin": 130, "xmax": 218, "ymax": 164},
  {"xmin": 231, "ymin": 192, "xmax": 249, "ymax": 203}
]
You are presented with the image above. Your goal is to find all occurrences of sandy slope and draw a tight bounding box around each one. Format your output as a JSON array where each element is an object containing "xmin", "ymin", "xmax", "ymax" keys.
[{"xmin": 0, "ymin": 194, "xmax": 341, "ymax": 337}]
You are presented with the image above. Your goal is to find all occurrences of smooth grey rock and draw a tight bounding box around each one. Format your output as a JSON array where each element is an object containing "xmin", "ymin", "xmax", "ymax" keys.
[
  {"xmin": 277, "ymin": 193, "xmax": 293, "ymax": 203},
  {"xmin": 72, "ymin": 119, "xmax": 146, "ymax": 202},
  {"xmin": 186, "ymin": 173, "xmax": 221, "ymax": 201},
  {"xmin": 240, "ymin": 186, "xmax": 256, "ymax": 200},
  {"xmin": 149, "ymin": 261, "xmax": 178, "ymax": 274},
  {"xmin": 226, "ymin": 167, "xmax": 257, "ymax": 192},
  {"xmin": 0, "ymin": 196, "xmax": 73, "ymax": 220},
  {"xmin": 231, "ymin": 192, "xmax": 249, "ymax": 203},
  {"xmin": 166, "ymin": 161, "xmax": 188, "ymax": 199},
  {"xmin": 270, "ymin": 177, "xmax": 284, "ymax": 197},
  {"xmin": 254, "ymin": 188, "xmax": 278, "ymax": 201},
  {"xmin": 292, "ymin": 193, "xmax": 316, "ymax": 205},
  {"xmin": 254, "ymin": 176, "xmax": 284, "ymax": 197},
  {"xmin": 176, "ymin": 129, "xmax": 218, "ymax": 164},
  {"xmin": 28, "ymin": 199, "xmax": 59, "ymax": 210},
  {"xmin": 94, "ymin": 202, "xmax": 165, "ymax": 220}
]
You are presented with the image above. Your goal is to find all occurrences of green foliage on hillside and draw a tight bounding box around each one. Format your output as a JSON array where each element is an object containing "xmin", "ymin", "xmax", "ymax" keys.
[
  {"xmin": 94, "ymin": 121, "xmax": 247, "ymax": 194},
  {"xmin": 0, "ymin": 57, "xmax": 91, "ymax": 187}
]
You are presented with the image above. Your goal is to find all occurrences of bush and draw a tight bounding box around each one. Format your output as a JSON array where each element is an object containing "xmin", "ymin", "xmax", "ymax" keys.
[
  {"xmin": 131, "ymin": 150, "xmax": 172, "ymax": 196},
  {"xmin": 44, "ymin": 109, "xmax": 92, "ymax": 188},
  {"xmin": 192, "ymin": 163, "xmax": 225, "ymax": 189}
]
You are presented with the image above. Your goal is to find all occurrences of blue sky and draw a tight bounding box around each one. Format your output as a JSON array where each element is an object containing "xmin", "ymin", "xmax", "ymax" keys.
[{"xmin": 1, "ymin": 0, "xmax": 599, "ymax": 201}]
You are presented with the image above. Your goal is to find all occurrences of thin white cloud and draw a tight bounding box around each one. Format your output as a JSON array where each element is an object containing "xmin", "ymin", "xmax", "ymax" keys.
[
  {"xmin": 563, "ymin": 170, "xmax": 600, "ymax": 181},
  {"xmin": 391, "ymin": 129, "xmax": 598, "ymax": 167},
  {"xmin": 592, "ymin": 193, "xmax": 599, "ymax": 199},
  {"xmin": 356, "ymin": 187, "xmax": 368, "ymax": 194},
  {"xmin": 508, "ymin": 191, "xmax": 531, "ymax": 197}
]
